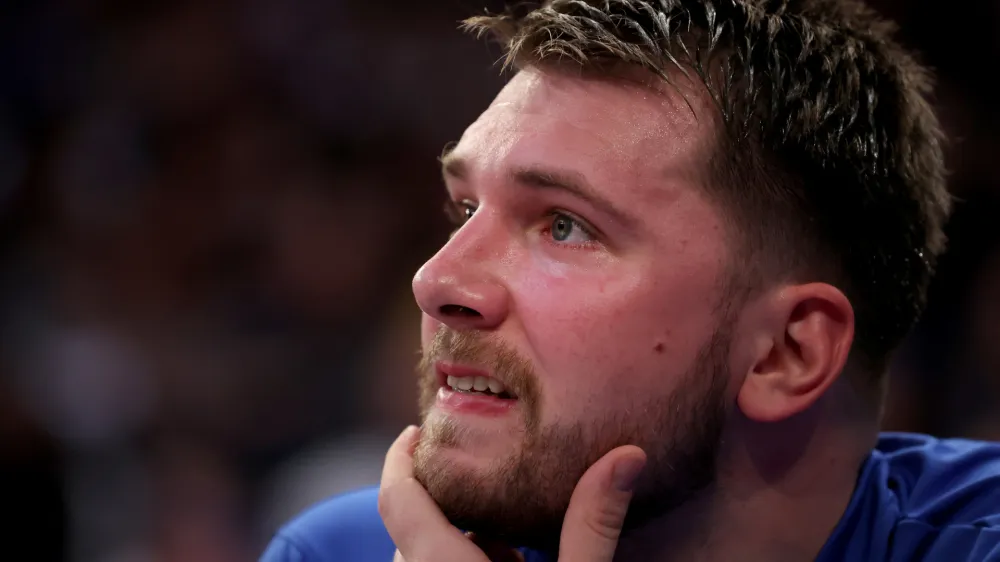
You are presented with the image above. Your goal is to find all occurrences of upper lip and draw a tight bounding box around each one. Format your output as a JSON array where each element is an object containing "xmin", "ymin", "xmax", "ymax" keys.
[{"xmin": 435, "ymin": 361, "xmax": 517, "ymax": 397}]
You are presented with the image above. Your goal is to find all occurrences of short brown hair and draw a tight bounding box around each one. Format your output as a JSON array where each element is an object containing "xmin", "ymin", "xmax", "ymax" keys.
[{"xmin": 464, "ymin": 0, "xmax": 952, "ymax": 376}]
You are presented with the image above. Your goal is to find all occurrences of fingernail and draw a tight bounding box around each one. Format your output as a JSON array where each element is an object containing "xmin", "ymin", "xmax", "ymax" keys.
[{"xmin": 612, "ymin": 457, "xmax": 646, "ymax": 492}]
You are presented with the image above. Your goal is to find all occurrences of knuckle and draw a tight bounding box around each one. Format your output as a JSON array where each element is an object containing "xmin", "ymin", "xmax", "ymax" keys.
[{"xmin": 582, "ymin": 503, "xmax": 627, "ymax": 542}]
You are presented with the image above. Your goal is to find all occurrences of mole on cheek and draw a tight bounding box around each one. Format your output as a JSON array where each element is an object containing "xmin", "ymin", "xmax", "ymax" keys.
[{"xmin": 654, "ymin": 342, "xmax": 665, "ymax": 353}]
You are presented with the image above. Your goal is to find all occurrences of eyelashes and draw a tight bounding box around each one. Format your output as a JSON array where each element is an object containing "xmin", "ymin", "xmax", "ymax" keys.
[
  {"xmin": 443, "ymin": 198, "xmax": 476, "ymax": 227},
  {"xmin": 442, "ymin": 198, "xmax": 600, "ymax": 248}
]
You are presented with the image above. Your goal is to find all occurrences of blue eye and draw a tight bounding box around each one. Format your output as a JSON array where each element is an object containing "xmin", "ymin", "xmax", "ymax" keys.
[{"xmin": 548, "ymin": 213, "xmax": 594, "ymax": 244}]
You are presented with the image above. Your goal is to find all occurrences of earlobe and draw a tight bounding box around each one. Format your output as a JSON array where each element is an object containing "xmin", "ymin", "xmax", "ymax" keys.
[{"xmin": 737, "ymin": 284, "xmax": 855, "ymax": 423}]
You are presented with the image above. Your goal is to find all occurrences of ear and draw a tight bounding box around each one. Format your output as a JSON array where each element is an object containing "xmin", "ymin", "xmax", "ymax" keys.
[{"xmin": 737, "ymin": 283, "xmax": 855, "ymax": 423}]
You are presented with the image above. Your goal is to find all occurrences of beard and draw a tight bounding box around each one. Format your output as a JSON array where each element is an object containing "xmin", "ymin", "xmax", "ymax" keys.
[{"xmin": 412, "ymin": 327, "xmax": 730, "ymax": 552}]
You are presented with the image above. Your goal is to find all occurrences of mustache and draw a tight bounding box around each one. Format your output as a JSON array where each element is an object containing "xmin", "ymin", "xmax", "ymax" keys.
[{"xmin": 418, "ymin": 328, "xmax": 537, "ymax": 402}]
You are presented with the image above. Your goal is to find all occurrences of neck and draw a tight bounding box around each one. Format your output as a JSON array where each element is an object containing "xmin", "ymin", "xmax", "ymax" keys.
[{"xmin": 612, "ymin": 399, "xmax": 875, "ymax": 562}]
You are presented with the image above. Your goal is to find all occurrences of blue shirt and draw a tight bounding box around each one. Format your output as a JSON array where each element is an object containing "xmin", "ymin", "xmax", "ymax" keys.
[{"xmin": 260, "ymin": 433, "xmax": 1000, "ymax": 561}]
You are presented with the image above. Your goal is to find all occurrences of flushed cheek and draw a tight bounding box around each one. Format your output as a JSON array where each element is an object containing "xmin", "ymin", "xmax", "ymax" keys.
[
  {"xmin": 515, "ymin": 266, "xmax": 649, "ymax": 351},
  {"xmin": 512, "ymin": 265, "xmax": 719, "ymax": 412},
  {"xmin": 513, "ymin": 270, "xmax": 657, "ymax": 391}
]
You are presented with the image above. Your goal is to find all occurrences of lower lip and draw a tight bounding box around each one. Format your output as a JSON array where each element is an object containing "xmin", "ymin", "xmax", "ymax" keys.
[{"xmin": 436, "ymin": 387, "xmax": 518, "ymax": 416}]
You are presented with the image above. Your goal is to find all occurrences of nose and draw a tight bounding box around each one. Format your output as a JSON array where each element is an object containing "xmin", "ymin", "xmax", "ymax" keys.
[{"xmin": 412, "ymin": 226, "xmax": 510, "ymax": 332}]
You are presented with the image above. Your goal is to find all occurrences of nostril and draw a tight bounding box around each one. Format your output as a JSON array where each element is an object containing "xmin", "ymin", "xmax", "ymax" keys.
[{"xmin": 440, "ymin": 304, "xmax": 481, "ymax": 318}]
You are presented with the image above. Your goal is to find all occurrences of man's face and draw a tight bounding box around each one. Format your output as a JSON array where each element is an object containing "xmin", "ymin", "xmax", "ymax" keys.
[{"xmin": 411, "ymin": 67, "xmax": 735, "ymax": 549}]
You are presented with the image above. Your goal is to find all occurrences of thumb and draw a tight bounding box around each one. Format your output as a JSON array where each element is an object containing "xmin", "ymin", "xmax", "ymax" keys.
[{"xmin": 558, "ymin": 445, "xmax": 647, "ymax": 562}]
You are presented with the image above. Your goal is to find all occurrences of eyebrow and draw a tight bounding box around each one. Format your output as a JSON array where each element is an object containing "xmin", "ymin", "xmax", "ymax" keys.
[{"xmin": 440, "ymin": 152, "xmax": 636, "ymax": 228}]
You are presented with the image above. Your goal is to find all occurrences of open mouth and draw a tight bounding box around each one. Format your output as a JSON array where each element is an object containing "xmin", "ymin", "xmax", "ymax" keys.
[
  {"xmin": 444, "ymin": 374, "xmax": 516, "ymax": 400},
  {"xmin": 437, "ymin": 362, "xmax": 518, "ymax": 400}
]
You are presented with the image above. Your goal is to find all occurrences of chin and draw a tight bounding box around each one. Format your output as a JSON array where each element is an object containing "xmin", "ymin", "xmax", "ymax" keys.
[
  {"xmin": 416, "ymin": 462, "xmax": 565, "ymax": 552},
  {"xmin": 431, "ymin": 444, "xmax": 504, "ymax": 469},
  {"xmin": 415, "ymin": 435, "xmax": 517, "ymax": 481},
  {"xmin": 421, "ymin": 410, "xmax": 524, "ymax": 455},
  {"xmin": 412, "ymin": 434, "xmax": 574, "ymax": 553}
]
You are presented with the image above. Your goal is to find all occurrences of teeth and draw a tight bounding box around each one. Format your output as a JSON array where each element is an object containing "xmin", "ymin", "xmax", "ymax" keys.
[{"xmin": 447, "ymin": 375, "xmax": 508, "ymax": 395}]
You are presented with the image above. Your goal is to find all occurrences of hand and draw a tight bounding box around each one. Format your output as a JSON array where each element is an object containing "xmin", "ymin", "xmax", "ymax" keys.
[{"xmin": 378, "ymin": 426, "xmax": 647, "ymax": 562}]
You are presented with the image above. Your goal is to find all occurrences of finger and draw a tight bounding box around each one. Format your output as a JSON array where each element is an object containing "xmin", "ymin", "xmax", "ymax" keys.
[
  {"xmin": 381, "ymin": 425, "xmax": 421, "ymax": 486},
  {"xmin": 378, "ymin": 426, "xmax": 489, "ymax": 562},
  {"xmin": 558, "ymin": 445, "xmax": 647, "ymax": 562}
]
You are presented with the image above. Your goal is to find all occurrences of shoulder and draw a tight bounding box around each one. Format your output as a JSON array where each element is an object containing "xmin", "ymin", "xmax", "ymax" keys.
[
  {"xmin": 260, "ymin": 487, "xmax": 396, "ymax": 562},
  {"xmin": 877, "ymin": 433, "xmax": 1000, "ymax": 561},
  {"xmin": 878, "ymin": 432, "xmax": 1000, "ymax": 525}
]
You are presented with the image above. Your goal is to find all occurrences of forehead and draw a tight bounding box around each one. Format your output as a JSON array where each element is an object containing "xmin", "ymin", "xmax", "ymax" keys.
[{"xmin": 452, "ymin": 66, "xmax": 718, "ymax": 197}]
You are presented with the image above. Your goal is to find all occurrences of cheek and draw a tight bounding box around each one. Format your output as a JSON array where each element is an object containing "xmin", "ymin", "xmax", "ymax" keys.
[
  {"xmin": 513, "ymin": 255, "xmax": 630, "ymax": 344},
  {"xmin": 511, "ymin": 254, "xmax": 721, "ymax": 412}
]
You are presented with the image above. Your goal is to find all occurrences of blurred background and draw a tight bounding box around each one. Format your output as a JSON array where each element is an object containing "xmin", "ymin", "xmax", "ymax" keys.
[{"xmin": 0, "ymin": 0, "xmax": 997, "ymax": 560}]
